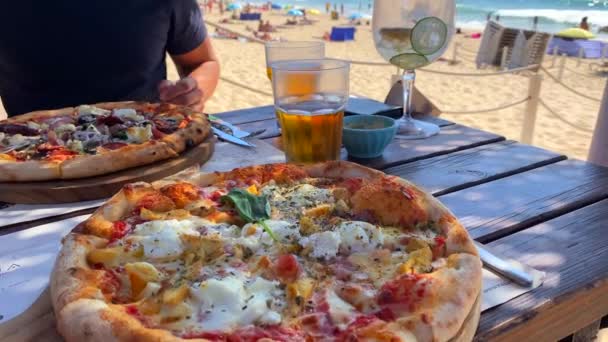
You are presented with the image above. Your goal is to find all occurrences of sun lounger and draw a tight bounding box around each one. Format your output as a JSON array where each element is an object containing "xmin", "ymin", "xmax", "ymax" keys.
[{"xmin": 476, "ymin": 21, "xmax": 550, "ymax": 71}]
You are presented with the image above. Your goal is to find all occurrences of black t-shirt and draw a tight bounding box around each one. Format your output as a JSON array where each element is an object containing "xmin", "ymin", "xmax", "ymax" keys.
[{"xmin": 0, "ymin": 1, "xmax": 207, "ymax": 116}]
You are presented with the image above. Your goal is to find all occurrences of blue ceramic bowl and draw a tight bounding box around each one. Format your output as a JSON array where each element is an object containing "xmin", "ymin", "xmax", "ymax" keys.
[{"xmin": 343, "ymin": 115, "xmax": 397, "ymax": 159}]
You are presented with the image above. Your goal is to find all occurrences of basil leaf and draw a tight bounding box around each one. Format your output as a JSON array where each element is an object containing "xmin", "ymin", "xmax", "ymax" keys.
[
  {"xmin": 221, "ymin": 188, "xmax": 271, "ymax": 223},
  {"xmin": 114, "ymin": 131, "xmax": 128, "ymax": 140}
]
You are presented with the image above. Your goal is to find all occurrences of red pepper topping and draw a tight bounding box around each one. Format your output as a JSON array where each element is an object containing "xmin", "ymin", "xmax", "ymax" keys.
[{"xmin": 110, "ymin": 221, "xmax": 129, "ymax": 241}]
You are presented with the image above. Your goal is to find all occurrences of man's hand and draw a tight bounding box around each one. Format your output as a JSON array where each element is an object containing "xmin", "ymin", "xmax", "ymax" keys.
[{"xmin": 158, "ymin": 77, "xmax": 204, "ymax": 110}]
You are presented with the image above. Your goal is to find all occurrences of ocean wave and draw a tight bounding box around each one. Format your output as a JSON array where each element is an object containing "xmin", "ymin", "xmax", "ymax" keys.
[{"xmin": 496, "ymin": 9, "xmax": 608, "ymax": 26}]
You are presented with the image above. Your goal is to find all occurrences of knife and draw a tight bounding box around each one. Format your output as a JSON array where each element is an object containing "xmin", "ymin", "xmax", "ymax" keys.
[
  {"xmin": 208, "ymin": 115, "xmax": 251, "ymax": 139},
  {"xmin": 211, "ymin": 127, "xmax": 256, "ymax": 148},
  {"xmin": 475, "ymin": 241, "xmax": 534, "ymax": 287}
]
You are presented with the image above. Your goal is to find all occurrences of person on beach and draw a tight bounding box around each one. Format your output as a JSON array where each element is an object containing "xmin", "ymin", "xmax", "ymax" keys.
[
  {"xmin": 580, "ymin": 17, "xmax": 590, "ymax": 31},
  {"xmin": 340, "ymin": 3, "xmax": 344, "ymax": 15},
  {"xmin": 533, "ymin": 16, "xmax": 539, "ymax": 31},
  {"xmin": 326, "ymin": 2, "xmax": 330, "ymax": 13},
  {"xmin": 0, "ymin": 0, "xmax": 220, "ymax": 116},
  {"xmin": 486, "ymin": 12, "xmax": 492, "ymax": 21}
]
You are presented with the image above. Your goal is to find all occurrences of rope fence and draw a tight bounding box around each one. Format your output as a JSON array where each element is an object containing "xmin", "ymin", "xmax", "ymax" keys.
[
  {"xmin": 220, "ymin": 76, "xmax": 273, "ymax": 97},
  {"xmin": 206, "ymin": 20, "xmax": 603, "ymax": 143},
  {"xmin": 538, "ymin": 99, "xmax": 594, "ymax": 133},
  {"xmin": 441, "ymin": 97, "xmax": 529, "ymax": 115},
  {"xmin": 540, "ymin": 66, "xmax": 602, "ymax": 103}
]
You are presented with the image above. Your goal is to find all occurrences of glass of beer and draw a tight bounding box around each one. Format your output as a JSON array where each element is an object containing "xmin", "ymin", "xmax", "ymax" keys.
[
  {"xmin": 271, "ymin": 59, "xmax": 350, "ymax": 163},
  {"xmin": 264, "ymin": 41, "xmax": 325, "ymax": 80}
]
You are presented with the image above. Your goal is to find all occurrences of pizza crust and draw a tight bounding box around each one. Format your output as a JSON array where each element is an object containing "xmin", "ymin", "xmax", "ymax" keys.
[
  {"xmin": 59, "ymin": 140, "xmax": 178, "ymax": 179},
  {"xmin": 52, "ymin": 161, "xmax": 482, "ymax": 342},
  {"xmin": 0, "ymin": 160, "xmax": 61, "ymax": 182}
]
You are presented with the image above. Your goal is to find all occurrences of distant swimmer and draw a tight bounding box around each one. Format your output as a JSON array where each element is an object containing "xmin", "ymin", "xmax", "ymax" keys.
[{"xmin": 580, "ymin": 17, "xmax": 590, "ymax": 31}]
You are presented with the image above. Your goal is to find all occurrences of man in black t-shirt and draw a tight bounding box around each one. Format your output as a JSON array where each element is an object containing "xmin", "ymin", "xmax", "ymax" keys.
[{"xmin": 0, "ymin": 1, "xmax": 220, "ymax": 117}]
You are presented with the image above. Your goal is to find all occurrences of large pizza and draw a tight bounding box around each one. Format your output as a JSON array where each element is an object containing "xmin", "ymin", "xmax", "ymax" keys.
[
  {"xmin": 0, "ymin": 102, "xmax": 210, "ymax": 182},
  {"xmin": 50, "ymin": 162, "xmax": 482, "ymax": 341}
]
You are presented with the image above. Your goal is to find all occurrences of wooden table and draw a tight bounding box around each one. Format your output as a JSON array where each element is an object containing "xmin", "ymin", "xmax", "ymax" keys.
[
  {"xmin": 216, "ymin": 105, "xmax": 608, "ymax": 341},
  {"xmin": 2, "ymin": 104, "xmax": 608, "ymax": 341}
]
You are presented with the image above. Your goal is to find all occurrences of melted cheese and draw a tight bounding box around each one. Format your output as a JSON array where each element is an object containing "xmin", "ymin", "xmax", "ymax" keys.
[
  {"xmin": 114, "ymin": 108, "xmax": 144, "ymax": 122},
  {"xmin": 193, "ymin": 275, "xmax": 284, "ymax": 331},
  {"xmin": 337, "ymin": 221, "xmax": 385, "ymax": 254},
  {"xmin": 326, "ymin": 290, "xmax": 356, "ymax": 328},
  {"xmin": 300, "ymin": 231, "xmax": 341, "ymax": 260},
  {"xmin": 126, "ymin": 125, "xmax": 153, "ymax": 144},
  {"xmin": 236, "ymin": 220, "xmax": 299, "ymax": 251},
  {"xmin": 55, "ymin": 124, "xmax": 77, "ymax": 135},
  {"xmin": 8, "ymin": 134, "xmax": 27, "ymax": 147},
  {"xmin": 77, "ymin": 105, "xmax": 111, "ymax": 116},
  {"xmin": 132, "ymin": 220, "xmax": 200, "ymax": 260}
]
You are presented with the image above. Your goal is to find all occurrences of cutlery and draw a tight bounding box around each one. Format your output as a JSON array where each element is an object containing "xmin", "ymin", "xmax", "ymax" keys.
[
  {"xmin": 475, "ymin": 241, "xmax": 534, "ymax": 287},
  {"xmin": 211, "ymin": 127, "xmax": 256, "ymax": 148},
  {"xmin": 208, "ymin": 115, "xmax": 253, "ymax": 139}
]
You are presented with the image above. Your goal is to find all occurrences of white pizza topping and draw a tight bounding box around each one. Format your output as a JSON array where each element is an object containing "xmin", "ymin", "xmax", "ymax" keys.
[
  {"xmin": 193, "ymin": 274, "xmax": 284, "ymax": 331},
  {"xmin": 114, "ymin": 108, "xmax": 144, "ymax": 122},
  {"xmin": 66, "ymin": 140, "xmax": 84, "ymax": 153},
  {"xmin": 132, "ymin": 220, "xmax": 200, "ymax": 260},
  {"xmin": 337, "ymin": 221, "xmax": 385, "ymax": 254},
  {"xmin": 326, "ymin": 290, "xmax": 357, "ymax": 328},
  {"xmin": 55, "ymin": 123, "xmax": 77, "ymax": 135},
  {"xmin": 126, "ymin": 125, "xmax": 153, "ymax": 144},
  {"xmin": 300, "ymin": 231, "xmax": 341, "ymax": 260},
  {"xmin": 77, "ymin": 105, "xmax": 111, "ymax": 116},
  {"xmin": 8, "ymin": 134, "xmax": 27, "ymax": 146}
]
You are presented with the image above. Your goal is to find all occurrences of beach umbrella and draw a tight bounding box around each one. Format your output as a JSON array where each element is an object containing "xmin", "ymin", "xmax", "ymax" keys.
[
  {"xmin": 271, "ymin": 3, "xmax": 283, "ymax": 9},
  {"xmin": 556, "ymin": 27, "xmax": 595, "ymax": 39},
  {"xmin": 226, "ymin": 3, "xmax": 242, "ymax": 11},
  {"xmin": 287, "ymin": 9, "xmax": 303, "ymax": 16},
  {"xmin": 308, "ymin": 8, "xmax": 321, "ymax": 15}
]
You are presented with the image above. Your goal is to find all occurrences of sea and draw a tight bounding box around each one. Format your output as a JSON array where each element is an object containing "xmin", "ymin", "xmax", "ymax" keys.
[{"xmin": 287, "ymin": 0, "xmax": 608, "ymax": 39}]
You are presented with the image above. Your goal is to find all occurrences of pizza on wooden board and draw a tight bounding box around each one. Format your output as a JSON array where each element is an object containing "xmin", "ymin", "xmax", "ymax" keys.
[
  {"xmin": 50, "ymin": 162, "xmax": 482, "ymax": 342},
  {"xmin": 0, "ymin": 101, "xmax": 210, "ymax": 182}
]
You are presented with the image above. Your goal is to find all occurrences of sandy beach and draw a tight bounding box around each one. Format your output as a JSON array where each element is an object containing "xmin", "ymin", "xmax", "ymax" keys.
[{"xmin": 1, "ymin": 10, "xmax": 605, "ymax": 160}]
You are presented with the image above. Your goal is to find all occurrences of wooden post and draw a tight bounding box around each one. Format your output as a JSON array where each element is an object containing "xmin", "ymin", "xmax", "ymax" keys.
[
  {"xmin": 551, "ymin": 46, "xmax": 559, "ymax": 68},
  {"xmin": 588, "ymin": 79, "xmax": 608, "ymax": 167},
  {"xmin": 500, "ymin": 46, "xmax": 509, "ymax": 70},
  {"xmin": 521, "ymin": 73, "xmax": 543, "ymax": 144},
  {"xmin": 557, "ymin": 53, "xmax": 566, "ymax": 81},
  {"xmin": 577, "ymin": 47, "xmax": 584, "ymax": 67},
  {"xmin": 450, "ymin": 42, "xmax": 459, "ymax": 65}
]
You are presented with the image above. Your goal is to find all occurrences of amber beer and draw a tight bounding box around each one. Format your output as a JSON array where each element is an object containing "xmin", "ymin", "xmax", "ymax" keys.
[
  {"xmin": 277, "ymin": 101, "xmax": 344, "ymax": 163},
  {"xmin": 271, "ymin": 59, "xmax": 350, "ymax": 163}
]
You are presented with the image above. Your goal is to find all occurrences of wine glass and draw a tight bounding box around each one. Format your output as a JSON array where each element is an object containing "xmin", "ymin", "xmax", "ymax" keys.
[{"xmin": 373, "ymin": 0, "xmax": 455, "ymax": 139}]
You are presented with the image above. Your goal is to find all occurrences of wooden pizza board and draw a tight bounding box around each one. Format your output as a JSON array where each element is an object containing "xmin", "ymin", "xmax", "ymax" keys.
[
  {"xmin": 0, "ymin": 138, "xmax": 215, "ymax": 205},
  {"xmin": 0, "ymin": 289, "xmax": 481, "ymax": 342}
]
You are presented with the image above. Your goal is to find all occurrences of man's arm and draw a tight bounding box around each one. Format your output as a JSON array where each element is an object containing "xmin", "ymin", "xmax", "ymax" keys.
[{"xmin": 159, "ymin": 37, "xmax": 220, "ymax": 110}]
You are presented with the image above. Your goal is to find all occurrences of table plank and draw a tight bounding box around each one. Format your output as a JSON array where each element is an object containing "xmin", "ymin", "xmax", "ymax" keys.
[
  {"xmin": 229, "ymin": 114, "xmax": 454, "ymax": 141},
  {"xmin": 352, "ymin": 124, "xmax": 504, "ymax": 170},
  {"xmin": 439, "ymin": 159, "xmax": 608, "ymax": 242},
  {"xmin": 476, "ymin": 199, "xmax": 608, "ymax": 341},
  {"xmin": 385, "ymin": 140, "xmax": 566, "ymax": 196},
  {"xmin": 214, "ymin": 105, "xmax": 276, "ymax": 125},
  {"xmin": 262, "ymin": 124, "xmax": 505, "ymax": 170}
]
